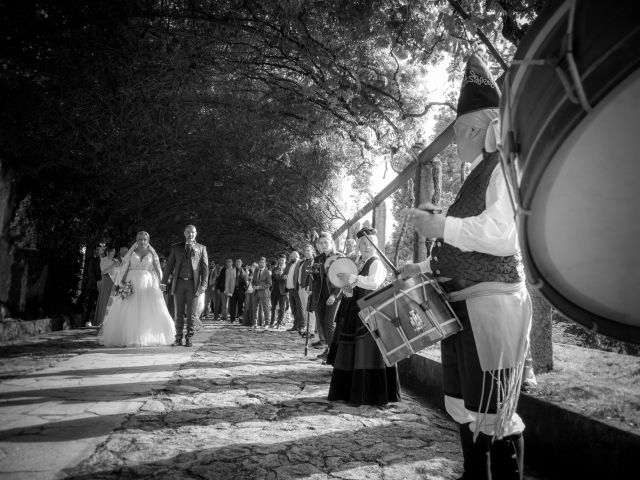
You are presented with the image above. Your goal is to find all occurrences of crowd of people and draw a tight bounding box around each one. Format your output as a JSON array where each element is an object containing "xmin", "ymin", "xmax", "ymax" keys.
[{"xmin": 78, "ymin": 51, "xmax": 533, "ymax": 479}]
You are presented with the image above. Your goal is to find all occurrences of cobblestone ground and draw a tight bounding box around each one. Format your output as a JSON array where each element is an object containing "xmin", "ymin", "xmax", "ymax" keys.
[{"xmin": 1, "ymin": 322, "xmax": 463, "ymax": 480}]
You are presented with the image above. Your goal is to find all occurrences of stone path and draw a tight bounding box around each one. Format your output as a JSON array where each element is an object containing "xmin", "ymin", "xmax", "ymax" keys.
[{"xmin": 1, "ymin": 323, "xmax": 463, "ymax": 479}]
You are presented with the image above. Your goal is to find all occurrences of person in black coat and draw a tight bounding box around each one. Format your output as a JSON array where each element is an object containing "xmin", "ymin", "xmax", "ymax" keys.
[
  {"xmin": 228, "ymin": 259, "xmax": 248, "ymax": 323},
  {"xmin": 269, "ymin": 255, "xmax": 288, "ymax": 328},
  {"xmin": 80, "ymin": 243, "xmax": 105, "ymax": 327}
]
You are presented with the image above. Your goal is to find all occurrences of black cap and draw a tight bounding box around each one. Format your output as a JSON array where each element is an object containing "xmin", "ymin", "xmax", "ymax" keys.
[
  {"xmin": 456, "ymin": 52, "xmax": 500, "ymax": 117},
  {"xmin": 356, "ymin": 227, "xmax": 377, "ymax": 239}
]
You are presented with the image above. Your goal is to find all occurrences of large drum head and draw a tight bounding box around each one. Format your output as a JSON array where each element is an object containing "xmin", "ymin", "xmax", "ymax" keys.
[
  {"xmin": 528, "ymin": 70, "xmax": 640, "ymax": 334},
  {"xmin": 501, "ymin": 0, "xmax": 640, "ymax": 343}
]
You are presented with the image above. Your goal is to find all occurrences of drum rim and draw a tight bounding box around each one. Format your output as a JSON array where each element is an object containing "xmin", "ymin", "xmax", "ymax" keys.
[
  {"xmin": 327, "ymin": 256, "xmax": 357, "ymax": 287},
  {"xmin": 503, "ymin": 0, "xmax": 640, "ymax": 210}
]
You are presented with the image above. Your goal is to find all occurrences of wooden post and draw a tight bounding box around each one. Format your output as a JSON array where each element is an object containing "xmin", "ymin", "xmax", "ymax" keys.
[
  {"xmin": 413, "ymin": 161, "xmax": 435, "ymax": 262},
  {"xmin": 432, "ymin": 158, "xmax": 443, "ymax": 207},
  {"xmin": 373, "ymin": 200, "xmax": 386, "ymax": 248}
]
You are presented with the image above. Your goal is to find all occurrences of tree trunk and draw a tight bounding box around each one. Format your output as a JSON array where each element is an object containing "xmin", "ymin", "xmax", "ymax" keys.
[
  {"xmin": 432, "ymin": 158, "xmax": 442, "ymax": 206},
  {"xmin": 413, "ymin": 161, "xmax": 438, "ymax": 262},
  {"xmin": 528, "ymin": 286, "xmax": 554, "ymax": 373},
  {"xmin": 18, "ymin": 254, "xmax": 29, "ymax": 314},
  {"xmin": 0, "ymin": 161, "xmax": 17, "ymax": 307}
]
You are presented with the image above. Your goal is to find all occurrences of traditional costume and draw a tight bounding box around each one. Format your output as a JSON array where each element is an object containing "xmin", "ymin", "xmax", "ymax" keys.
[
  {"xmin": 328, "ymin": 227, "xmax": 401, "ymax": 406},
  {"xmin": 419, "ymin": 53, "xmax": 532, "ymax": 479}
]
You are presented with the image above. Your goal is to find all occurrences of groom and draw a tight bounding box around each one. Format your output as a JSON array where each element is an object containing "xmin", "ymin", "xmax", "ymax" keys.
[{"xmin": 162, "ymin": 225, "xmax": 209, "ymax": 347}]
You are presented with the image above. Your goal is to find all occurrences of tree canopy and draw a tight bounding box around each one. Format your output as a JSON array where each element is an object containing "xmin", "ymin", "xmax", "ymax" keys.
[{"xmin": 0, "ymin": 0, "xmax": 546, "ymax": 315}]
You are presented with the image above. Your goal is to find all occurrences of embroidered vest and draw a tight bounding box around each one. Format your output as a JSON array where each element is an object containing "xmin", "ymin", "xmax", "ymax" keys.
[
  {"xmin": 430, "ymin": 151, "xmax": 523, "ymax": 283},
  {"xmin": 353, "ymin": 256, "xmax": 378, "ymax": 301}
]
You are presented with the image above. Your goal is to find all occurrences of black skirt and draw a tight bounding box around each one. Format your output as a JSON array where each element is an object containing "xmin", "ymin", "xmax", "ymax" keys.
[{"xmin": 327, "ymin": 296, "xmax": 401, "ymax": 406}]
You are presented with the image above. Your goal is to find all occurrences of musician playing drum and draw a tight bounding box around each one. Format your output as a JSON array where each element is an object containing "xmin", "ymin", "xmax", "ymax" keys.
[
  {"xmin": 328, "ymin": 227, "xmax": 401, "ymax": 406},
  {"xmin": 401, "ymin": 53, "xmax": 532, "ymax": 480}
]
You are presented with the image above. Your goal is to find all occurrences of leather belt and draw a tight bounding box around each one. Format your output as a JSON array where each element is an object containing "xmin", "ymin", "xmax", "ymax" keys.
[{"xmin": 438, "ymin": 278, "xmax": 478, "ymax": 294}]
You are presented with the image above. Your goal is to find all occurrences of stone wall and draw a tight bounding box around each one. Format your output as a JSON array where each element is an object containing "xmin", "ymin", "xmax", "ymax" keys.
[{"xmin": 0, "ymin": 317, "xmax": 68, "ymax": 344}]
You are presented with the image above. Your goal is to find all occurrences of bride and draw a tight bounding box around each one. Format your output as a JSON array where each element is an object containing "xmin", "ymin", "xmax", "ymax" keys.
[{"xmin": 99, "ymin": 231, "xmax": 176, "ymax": 347}]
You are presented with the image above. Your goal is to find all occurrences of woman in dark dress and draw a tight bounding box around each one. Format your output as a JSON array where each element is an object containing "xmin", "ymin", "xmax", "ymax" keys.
[{"xmin": 328, "ymin": 227, "xmax": 401, "ymax": 406}]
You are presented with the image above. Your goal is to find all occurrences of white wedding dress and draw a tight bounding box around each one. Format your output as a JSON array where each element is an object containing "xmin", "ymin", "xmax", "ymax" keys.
[{"xmin": 99, "ymin": 252, "xmax": 176, "ymax": 347}]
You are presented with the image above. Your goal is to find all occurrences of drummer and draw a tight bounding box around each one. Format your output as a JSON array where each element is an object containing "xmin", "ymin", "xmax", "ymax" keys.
[
  {"xmin": 401, "ymin": 52, "xmax": 532, "ymax": 479},
  {"xmin": 328, "ymin": 227, "xmax": 401, "ymax": 406}
]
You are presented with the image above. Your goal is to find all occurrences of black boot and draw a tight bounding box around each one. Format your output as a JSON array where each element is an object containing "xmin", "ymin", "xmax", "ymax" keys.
[
  {"xmin": 458, "ymin": 423, "xmax": 492, "ymax": 480},
  {"xmin": 490, "ymin": 433, "xmax": 524, "ymax": 480}
]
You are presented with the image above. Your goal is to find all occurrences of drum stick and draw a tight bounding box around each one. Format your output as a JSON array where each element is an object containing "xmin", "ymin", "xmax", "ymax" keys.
[{"xmin": 361, "ymin": 233, "xmax": 401, "ymax": 277}]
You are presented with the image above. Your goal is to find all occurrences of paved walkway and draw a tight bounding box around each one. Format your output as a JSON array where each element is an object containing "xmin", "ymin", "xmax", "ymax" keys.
[{"xmin": 0, "ymin": 323, "xmax": 462, "ymax": 479}]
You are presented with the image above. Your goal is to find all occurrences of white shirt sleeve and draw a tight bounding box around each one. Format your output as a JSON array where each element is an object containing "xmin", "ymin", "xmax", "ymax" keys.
[
  {"xmin": 349, "ymin": 258, "xmax": 387, "ymax": 290},
  {"xmin": 443, "ymin": 162, "xmax": 519, "ymax": 256}
]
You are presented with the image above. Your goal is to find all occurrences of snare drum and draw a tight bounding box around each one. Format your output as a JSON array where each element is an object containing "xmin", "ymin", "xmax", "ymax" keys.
[
  {"xmin": 500, "ymin": 0, "xmax": 640, "ymax": 343},
  {"xmin": 357, "ymin": 274, "xmax": 462, "ymax": 367}
]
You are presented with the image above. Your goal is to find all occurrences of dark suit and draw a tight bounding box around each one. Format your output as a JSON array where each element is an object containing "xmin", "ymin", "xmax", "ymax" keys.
[
  {"xmin": 251, "ymin": 267, "xmax": 272, "ymax": 326},
  {"xmin": 299, "ymin": 257, "xmax": 315, "ymax": 295},
  {"xmin": 229, "ymin": 267, "xmax": 247, "ymax": 322},
  {"xmin": 163, "ymin": 242, "xmax": 208, "ymax": 341},
  {"xmin": 285, "ymin": 260, "xmax": 304, "ymax": 330},
  {"xmin": 310, "ymin": 252, "xmax": 341, "ymax": 346},
  {"xmin": 203, "ymin": 266, "xmax": 218, "ymax": 318},
  {"xmin": 81, "ymin": 255, "xmax": 102, "ymax": 325},
  {"xmin": 270, "ymin": 265, "xmax": 288, "ymax": 327}
]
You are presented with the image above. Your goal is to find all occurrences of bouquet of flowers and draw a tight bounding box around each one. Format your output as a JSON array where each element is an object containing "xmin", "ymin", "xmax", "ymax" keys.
[{"xmin": 114, "ymin": 281, "xmax": 134, "ymax": 300}]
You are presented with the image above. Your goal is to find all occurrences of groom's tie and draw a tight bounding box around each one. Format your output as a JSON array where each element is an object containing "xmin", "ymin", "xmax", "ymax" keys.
[{"xmin": 184, "ymin": 243, "xmax": 192, "ymax": 259}]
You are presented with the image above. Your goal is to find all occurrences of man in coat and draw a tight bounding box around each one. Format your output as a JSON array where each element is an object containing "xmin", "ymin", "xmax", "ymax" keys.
[
  {"xmin": 162, "ymin": 225, "xmax": 208, "ymax": 347},
  {"xmin": 251, "ymin": 256, "xmax": 272, "ymax": 328},
  {"xmin": 229, "ymin": 258, "xmax": 248, "ymax": 323},
  {"xmin": 284, "ymin": 251, "xmax": 305, "ymax": 332}
]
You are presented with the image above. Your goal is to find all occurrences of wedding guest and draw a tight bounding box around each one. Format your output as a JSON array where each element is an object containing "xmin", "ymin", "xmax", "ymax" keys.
[
  {"xmin": 158, "ymin": 254, "xmax": 174, "ymax": 313},
  {"xmin": 270, "ymin": 255, "xmax": 288, "ymax": 328},
  {"xmin": 310, "ymin": 232, "xmax": 342, "ymax": 361},
  {"xmin": 344, "ymin": 238, "xmax": 359, "ymax": 262},
  {"xmin": 252, "ymin": 257, "xmax": 272, "ymax": 328},
  {"xmin": 94, "ymin": 246, "xmax": 119, "ymax": 326},
  {"xmin": 80, "ymin": 243, "xmax": 104, "ymax": 327},
  {"xmin": 202, "ymin": 260, "xmax": 217, "ymax": 320},
  {"xmin": 284, "ymin": 251, "xmax": 304, "ymax": 332},
  {"xmin": 216, "ymin": 259, "xmax": 235, "ymax": 321},
  {"xmin": 229, "ymin": 259, "xmax": 247, "ymax": 323},
  {"xmin": 298, "ymin": 244, "xmax": 317, "ymax": 340},
  {"xmin": 243, "ymin": 264, "xmax": 257, "ymax": 326},
  {"xmin": 212, "ymin": 263, "xmax": 224, "ymax": 320}
]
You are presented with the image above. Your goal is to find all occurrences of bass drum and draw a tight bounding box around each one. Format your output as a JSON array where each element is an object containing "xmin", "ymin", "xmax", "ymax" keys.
[{"xmin": 500, "ymin": 0, "xmax": 640, "ymax": 343}]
